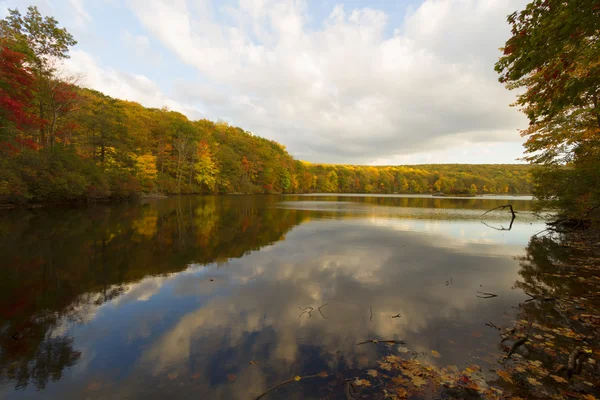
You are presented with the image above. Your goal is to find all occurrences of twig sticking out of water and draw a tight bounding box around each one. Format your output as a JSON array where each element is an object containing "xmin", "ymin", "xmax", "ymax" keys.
[
  {"xmin": 477, "ymin": 291, "xmax": 498, "ymax": 299},
  {"xmin": 481, "ymin": 204, "xmax": 516, "ymax": 218},
  {"xmin": 318, "ymin": 303, "xmax": 328, "ymax": 319},
  {"xmin": 524, "ymin": 292, "xmax": 556, "ymax": 302},
  {"xmin": 356, "ymin": 339, "xmax": 406, "ymax": 346},
  {"xmin": 253, "ymin": 373, "xmax": 325, "ymax": 400},
  {"xmin": 485, "ymin": 321, "xmax": 501, "ymax": 330},
  {"xmin": 369, "ymin": 306, "xmax": 373, "ymax": 321},
  {"xmin": 344, "ymin": 379, "xmax": 357, "ymax": 400},
  {"xmin": 506, "ymin": 335, "xmax": 529, "ymax": 359},
  {"xmin": 392, "ymin": 313, "xmax": 401, "ymax": 319},
  {"xmin": 298, "ymin": 306, "xmax": 314, "ymax": 318}
]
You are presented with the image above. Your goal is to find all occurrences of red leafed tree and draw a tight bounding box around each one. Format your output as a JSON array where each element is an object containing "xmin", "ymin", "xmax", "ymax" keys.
[{"xmin": 0, "ymin": 43, "xmax": 39, "ymax": 140}]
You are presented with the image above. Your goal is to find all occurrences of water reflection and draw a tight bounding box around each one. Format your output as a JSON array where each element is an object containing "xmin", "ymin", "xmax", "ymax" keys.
[{"xmin": 0, "ymin": 195, "xmax": 544, "ymax": 399}]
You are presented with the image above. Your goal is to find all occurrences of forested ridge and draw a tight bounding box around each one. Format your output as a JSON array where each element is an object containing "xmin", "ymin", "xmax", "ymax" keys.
[{"xmin": 0, "ymin": 7, "xmax": 532, "ymax": 205}]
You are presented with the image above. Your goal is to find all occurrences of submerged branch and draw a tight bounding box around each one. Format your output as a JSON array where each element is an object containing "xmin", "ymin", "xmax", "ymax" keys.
[{"xmin": 356, "ymin": 339, "xmax": 406, "ymax": 346}]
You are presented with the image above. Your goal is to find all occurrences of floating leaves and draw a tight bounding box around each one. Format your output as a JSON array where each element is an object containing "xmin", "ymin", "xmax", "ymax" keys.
[
  {"xmin": 496, "ymin": 370, "xmax": 514, "ymax": 384},
  {"xmin": 431, "ymin": 350, "xmax": 441, "ymax": 358},
  {"xmin": 411, "ymin": 376, "xmax": 426, "ymax": 387},
  {"xmin": 353, "ymin": 378, "xmax": 371, "ymax": 387},
  {"xmin": 86, "ymin": 381, "xmax": 102, "ymax": 392},
  {"xmin": 167, "ymin": 372, "xmax": 178, "ymax": 380},
  {"xmin": 526, "ymin": 377, "xmax": 541, "ymax": 386},
  {"xmin": 550, "ymin": 374, "xmax": 568, "ymax": 384}
]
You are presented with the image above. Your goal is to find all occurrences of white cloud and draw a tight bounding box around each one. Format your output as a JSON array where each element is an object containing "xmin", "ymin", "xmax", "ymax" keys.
[
  {"xmin": 122, "ymin": 30, "xmax": 163, "ymax": 65},
  {"xmin": 68, "ymin": 0, "xmax": 90, "ymax": 29},
  {"xmin": 122, "ymin": 0, "xmax": 528, "ymax": 163}
]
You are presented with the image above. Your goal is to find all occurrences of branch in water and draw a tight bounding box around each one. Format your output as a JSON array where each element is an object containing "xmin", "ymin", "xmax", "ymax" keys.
[
  {"xmin": 477, "ymin": 291, "xmax": 498, "ymax": 299},
  {"xmin": 298, "ymin": 306, "xmax": 314, "ymax": 318},
  {"xmin": 481, "ymin": 204, "xmax": 516, "ymax": 218},
  {"xmin": 318, "ymin": 303, "xmax": 328, "ymax": 319},
  {"xmin": 356, "ymin": 339, "xmax": 406, "ymax": 346},
  {"xmin": 253, "ymin": 373, "xmax": 326, "ymax": 400}
]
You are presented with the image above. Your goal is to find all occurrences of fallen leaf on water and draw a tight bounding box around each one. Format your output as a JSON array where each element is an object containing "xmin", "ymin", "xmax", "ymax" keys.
[
  {"xmin": 515, "ymin": 365, "xmax": 526, "ymax": 373},
  {"xmin": 496, "ymin": 370, "xmax": 513, "ymax": 384},
  {"xmin": 396, "ymin": 387, "xmax": 409, "ymax": 398},
  {"xmin": 293, "ymin": 376, "xmax": 301, "ymax": 382},
  {"xmin": 86, "ymin": 381, "xmax": 102, "ymax": 392},
  {"xmin": 367, "ymin": 369, "xmax": 378, "ymax": 377},
  {"xmin": 392, "ymin": 375, "xmax": 408, "ymax": 386},
  {"xmin": 317, "ymin": 371, "xmax": 328, "ymax": 378},
  {"xmin": 431, "ymin": 350, "xmax": 441, "ymax": 358},
  {"xmin": 411, "ymin": 376, "xmax": 427, "ymax": 387},
  {"xmin": 526, "ymin": 377, "xmax": 541, "ymax": 386},
  {"xmin": 249, "ymin": 361, "xmax": 258, "ymax": 366},
  {"xmin": 534, "ymin": 335, "xmax": 544, "ymax": 340},
  {"xmin": 398, "ymin": 346, "xmax": 410, "ymax": 353},
  {"xmin": 378, "ymin": 361, "xmax": 393, "ymax": 371},
  {"xmin": 227, "ymin": 374, "xmax": 237, "ymax": 382},
  {"xmin": 549, "ymin": 374, "xmax": 567, "ymax": 384},
  {"xmin": 353, "ymin": 378, "xmax": 371, "ymax": 387},
  {"xmin": 582, "ymin": 395, "xmax": 597, "ymax": 400},
  {"xmin": 168, "ymin": 372, "xmax": 178, "ymax": 380},
  {"xmin": 448, "ymin": 339, "xmax": 456, "ymax": 345}
]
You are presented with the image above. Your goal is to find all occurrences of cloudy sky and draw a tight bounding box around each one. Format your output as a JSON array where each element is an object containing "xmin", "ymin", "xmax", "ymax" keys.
[{"xmin": 2, "ymin": 0, "xmax": 529, "ymax": 164}]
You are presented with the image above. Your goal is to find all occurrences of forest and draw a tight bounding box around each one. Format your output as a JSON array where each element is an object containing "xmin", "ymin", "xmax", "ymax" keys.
[{"xmin": 0, "ymin": 7, "xmax": 534, "ymax": 205}]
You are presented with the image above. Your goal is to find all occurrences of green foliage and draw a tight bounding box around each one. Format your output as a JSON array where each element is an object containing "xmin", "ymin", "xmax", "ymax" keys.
[
  {"xmin": 0, "ymin": 6, "xmax": 76, "ymax": 66},
  {"xmin": 495, "ymin": 0, "xmax": 600, "ymax": 220}
]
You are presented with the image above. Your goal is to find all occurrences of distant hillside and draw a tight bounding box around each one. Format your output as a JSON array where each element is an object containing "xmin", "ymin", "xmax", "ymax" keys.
[{"xmin": 1, "ymin": 85, "xmax": 533, "ymax": 204}]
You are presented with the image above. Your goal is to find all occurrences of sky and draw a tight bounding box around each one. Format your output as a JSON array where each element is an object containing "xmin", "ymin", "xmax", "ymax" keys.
[{"xmin": 1, "ymin": 0, "xmax": 530, "ymax": 164}]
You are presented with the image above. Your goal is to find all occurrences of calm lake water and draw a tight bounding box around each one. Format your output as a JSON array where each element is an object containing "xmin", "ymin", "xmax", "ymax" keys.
[{"xmin": 0, "ymin": 195, "xmax": 546, "ymax": 399}]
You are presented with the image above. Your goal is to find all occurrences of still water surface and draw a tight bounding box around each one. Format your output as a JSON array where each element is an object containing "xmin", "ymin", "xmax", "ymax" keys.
[{"xmin": 0, "ymin": 195, "xmax": 544, "ymax": 399}]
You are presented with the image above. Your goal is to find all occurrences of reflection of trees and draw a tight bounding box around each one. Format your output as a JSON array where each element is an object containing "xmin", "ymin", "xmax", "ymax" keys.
[
  {"xmin": 301, "ymin": 195, "xmax": 534, "ymax": 211},
  {"xmin": 0, "ymin": 196, "xmax": 309, "ymax": 390},
  {"xmin": 5, "ymin": 336, "xmax": 81, "ymax": 391},
  {"xmin": 514, "ymin": 234, "xmax": 581, "ymax": 298}
]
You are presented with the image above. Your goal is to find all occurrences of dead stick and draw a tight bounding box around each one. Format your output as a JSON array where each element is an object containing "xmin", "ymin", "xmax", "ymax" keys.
[
  {"xmin": 477, "ymin": 291, "xmax": 498, "ymax": 298},
  {"xmin": 507, "ymin": 336, "xmax": 528, "ymax": 358},
  {"xmin": 318, "ymin": 303, "xmax": 328, "ymax": 319},
  {"xmin": 253, "ymin": 374, "xmax": 322, "ymax": 400},
  {"xmin": 481, "ymin": 204, "xmax": 516, "ymax": 218},
  {"xmin": 298, "ymin": 306, "xmax": 314, "ymax": 318},
  {"xmin": 356, "ymin": 339, "xmax": 406, "ymax": 345},
  {"xmin": 369, "ymin": 306, "xmax": 372, "ymax": 321},
  {"xmin": 567, "ymin": 347, "xmax": 583, "ymax": 378}
]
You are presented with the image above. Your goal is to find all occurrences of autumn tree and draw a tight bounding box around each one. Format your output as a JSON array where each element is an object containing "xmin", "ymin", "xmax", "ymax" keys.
[
  {"xmin": 0, "ymin": 41, "xmax": 38, "ymax": 146},
  {"xmin": 1, "ymin": 6, "xmax": 77, "ymax": 147},
  {"xmin": 495, "ymin": 0, "xmax": 600, "ymax": 219},
  {"xmin": 194, "ymin": 141, "xmax": 219, "ymax": 192}
]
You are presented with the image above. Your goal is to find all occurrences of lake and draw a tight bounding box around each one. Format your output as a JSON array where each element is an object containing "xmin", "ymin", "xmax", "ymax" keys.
[{"xmin": 0, "ymin": 195, "xmax": 546, "ymax": 399}]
